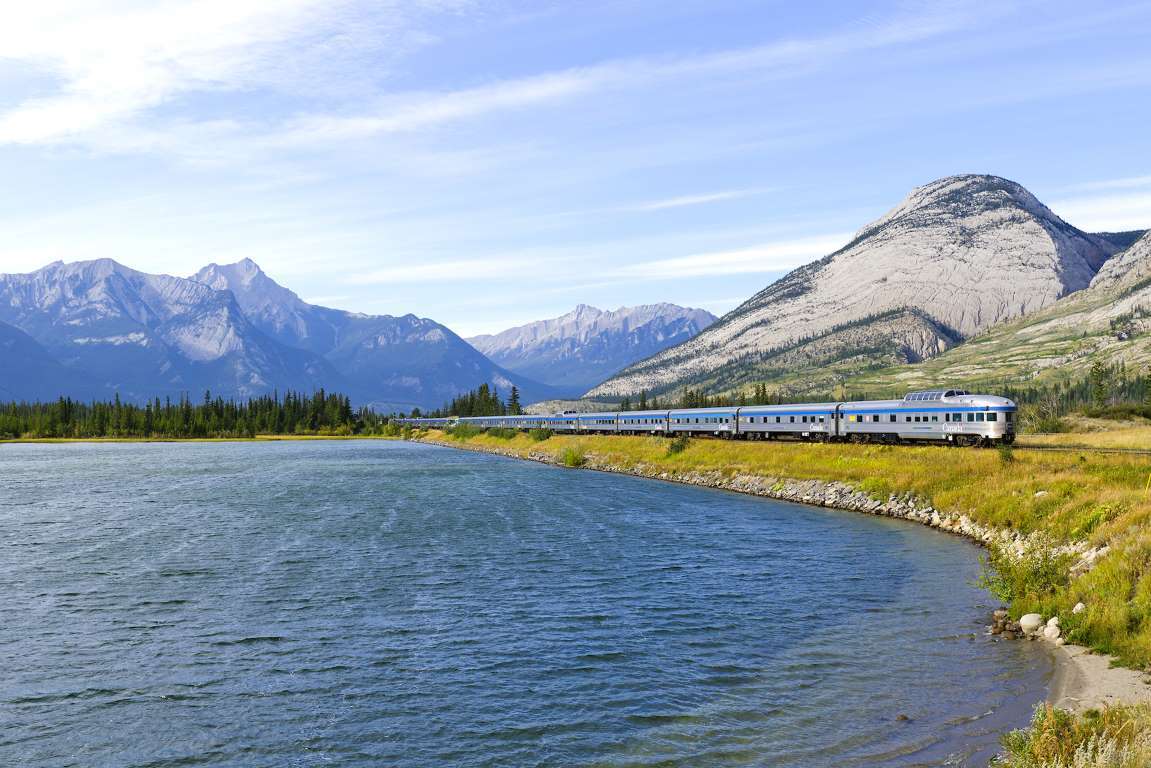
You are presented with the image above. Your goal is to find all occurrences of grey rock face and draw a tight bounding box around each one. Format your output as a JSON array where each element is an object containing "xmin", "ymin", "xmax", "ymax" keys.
[
  {"xmin": 191, "ymin": 259, "xmax": 556, "ymax": 411},
  {"xmin": 468, "ymin": 304, "xmax": 716, "ymax": 391},
  {"xmin": 589, "ymin": 174, "xmax": 1117, "ymax": 397},
  {"xmin": 1090, "ymin": 230, "xmax": 1151, "ymax": 289},
  {"xmin": 0, "ymin": 259, "xmax": 335, "ymax": 401}
]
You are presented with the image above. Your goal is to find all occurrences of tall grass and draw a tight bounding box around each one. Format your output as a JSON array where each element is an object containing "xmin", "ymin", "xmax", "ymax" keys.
[
  {"xmin": 558, "ymin": 444, "xmax": 586, "ymax": 467},
  {"xmin": 998, "ymin": 704, "xmax": 1151, "ymax": 768}
]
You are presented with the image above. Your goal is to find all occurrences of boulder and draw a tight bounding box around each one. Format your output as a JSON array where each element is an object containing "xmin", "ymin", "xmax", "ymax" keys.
[
  {"xmin": 1019, "ymin": 614, "xmax": 1044, "ymax": 634},
  {"xmin": 1047, "ymin": 616, "xmax": 1061, "ymax": 628},
  {"xmin": 1072, "ymin": 602, "xmax": 1085, "ymax": 614},
  {"xmin": 1043, "ymin": 625, "xmax": 1061, "ymax": 641}
]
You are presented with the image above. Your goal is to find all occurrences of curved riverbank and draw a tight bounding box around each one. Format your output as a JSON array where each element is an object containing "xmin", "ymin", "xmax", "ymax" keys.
[{"xmin": 414, "ymin": 431, "xmax": 1151, "ymax": 718}]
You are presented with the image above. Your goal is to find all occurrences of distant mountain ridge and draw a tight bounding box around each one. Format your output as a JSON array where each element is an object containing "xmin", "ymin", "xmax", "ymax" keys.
[
  {"xmin": 0, "ymin": 258, "xmax": 557, "ymax": 410},
  {"xmin": 468, "ymin": 303, "xmax": 716, "ymax": 391},
  {"xmin": 0, "ymin": 259, "xmax": 336, "ymax": 402},
  {"xmin": 588, "ymin": 174, "xmax": 1120, "ymax": 398},
  {"xmin": 193, "ymin": 259, "xmax": 555, "ymax": 410}
]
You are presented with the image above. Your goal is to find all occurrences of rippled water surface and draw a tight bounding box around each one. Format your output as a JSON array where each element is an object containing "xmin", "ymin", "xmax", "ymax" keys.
[{"xmin": 1, "ymin": 441, "xmax": 1050, "ymax": 767}]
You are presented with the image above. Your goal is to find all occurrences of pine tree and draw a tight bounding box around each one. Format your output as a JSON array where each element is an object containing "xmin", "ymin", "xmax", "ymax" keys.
[
  {"xmin": 507, "ymin": 386, "xmax": 522, "ymax": 415},
  {"xmin": 1089, "ymin": 361, "xmax": 1109, "ymax": 409}
]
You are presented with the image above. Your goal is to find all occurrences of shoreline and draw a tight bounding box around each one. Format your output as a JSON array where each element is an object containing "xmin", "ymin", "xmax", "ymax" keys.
[{"xmin": 415, "ymin": 434, "xmax": 1151, "ymax": 717}]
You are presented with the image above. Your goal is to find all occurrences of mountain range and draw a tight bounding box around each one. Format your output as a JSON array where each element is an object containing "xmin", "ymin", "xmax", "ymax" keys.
[
  {"xmin": 3, "ymin": 173, "xmax": 1145, "ymax": 411},
  {"xmin": 468, "ymin": 304, "xmax": 716, "ymax": 391},
  {"xmin": 588, "ymin": 174, "xmax": 1133, "ymax": 399},
  {"xmin": 0, "ymin": 258, "xmax": 713, "ymax": 410}
]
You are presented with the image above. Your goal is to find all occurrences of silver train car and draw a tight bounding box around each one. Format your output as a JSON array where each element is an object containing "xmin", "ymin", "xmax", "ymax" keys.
[{"xmin": 399, "ymin": 389, "xmax": 1016, "ymax": 447}]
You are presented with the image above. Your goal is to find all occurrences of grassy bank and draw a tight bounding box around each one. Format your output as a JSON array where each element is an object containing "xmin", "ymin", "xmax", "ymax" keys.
[{"xmin": 423, "ymin": 428, "xmax": 1151, "ymax": 669}]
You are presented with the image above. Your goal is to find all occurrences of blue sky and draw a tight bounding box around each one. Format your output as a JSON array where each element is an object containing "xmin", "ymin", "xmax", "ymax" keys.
[{"xmin": 0, "ymin": 0, "xmax": 1149, "ymax": 336}]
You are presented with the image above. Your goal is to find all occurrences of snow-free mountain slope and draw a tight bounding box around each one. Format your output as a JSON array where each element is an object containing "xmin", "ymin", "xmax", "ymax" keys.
[
  {"xmin": 848, "ymin": 229, "xmax": 1151, "ymax": 393},
  {"xmin": 0, "ymin": 320, "xmax": 100, "ymax": 401},
  {"xmin": 468, "ymin": 304, "xmax": 716, "ymax": 391},
  {"xmin": 192, "ymin": 259, "xmax": 558, "ymax": 410},
  {"xmin": 589, "ymin": 174, "xmax": 1118, "ymax": 398},
  {"xmin": 0, "ymin": 259, "xmax": 337, "ymax": 401},
  {"xmin": 1090, "ymin": 230, "xmax": 1151, "ymax": 289},
  {"xmin": 194, "ymin": 259, "xmax": 347, "ymax": 354}
]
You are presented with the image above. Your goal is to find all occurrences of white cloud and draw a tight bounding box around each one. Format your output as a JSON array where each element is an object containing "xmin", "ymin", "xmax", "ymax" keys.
[
  {"xmin": 1049, "ymin": 188, "xmax": 1151, "ymax": 233},
  {"xmin": 625, "ymin": 189, "xmax": 767, "ymax": 212},
  {"xmin": 0, "ymin": 0, "xmax": 977, "ymax": 154},
  {"xmin": 0, "ymin": 0, "xmax": 467, "ymax": 146},
  {"xmin": 614, "ymin": 233, "xmax": 851, "ymax": 279}
]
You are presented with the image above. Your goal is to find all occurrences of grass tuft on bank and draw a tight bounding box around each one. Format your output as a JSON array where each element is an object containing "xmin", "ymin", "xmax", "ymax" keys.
[{"xmin": 997, "ymin": 704, "xmax": 1151, "ymax": 768}]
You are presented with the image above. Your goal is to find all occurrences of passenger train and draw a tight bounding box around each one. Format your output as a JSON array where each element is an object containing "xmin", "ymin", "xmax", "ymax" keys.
[{"xmin": 398, "ymin": 389, "xmax": 1017, "ymax": 446}]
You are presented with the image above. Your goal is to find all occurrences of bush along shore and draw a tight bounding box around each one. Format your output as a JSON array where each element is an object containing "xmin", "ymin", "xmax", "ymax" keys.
[{"xmin": 415, "ymin": 427, "xmax": 1151, "ymax": 765}]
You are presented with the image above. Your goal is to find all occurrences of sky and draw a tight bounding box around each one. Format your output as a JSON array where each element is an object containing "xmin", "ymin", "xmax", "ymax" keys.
[{"xmin": 0, "ymin": 1, "xmax": 1149, "ymax": 336}]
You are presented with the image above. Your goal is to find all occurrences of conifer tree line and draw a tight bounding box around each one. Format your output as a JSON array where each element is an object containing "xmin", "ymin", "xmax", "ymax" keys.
[
  {"xmin": 426, "ymin": 383, "xmax": 523, "ymax": 418},
  {"xmin": 0, "ymin": 390, "xmax": 385, "ymax": 439}
]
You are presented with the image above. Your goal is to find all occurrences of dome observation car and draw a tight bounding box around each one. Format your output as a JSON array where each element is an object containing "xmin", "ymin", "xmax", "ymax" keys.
[{"xmin": 903, "ymin": 390, "xmax": 970, "ymax": 401}]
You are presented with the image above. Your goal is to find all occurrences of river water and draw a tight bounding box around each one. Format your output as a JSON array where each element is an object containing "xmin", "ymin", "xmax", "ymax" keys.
[{"xmin": 0, "ymin": 441, "xmax": 1050, "ymax": 767}]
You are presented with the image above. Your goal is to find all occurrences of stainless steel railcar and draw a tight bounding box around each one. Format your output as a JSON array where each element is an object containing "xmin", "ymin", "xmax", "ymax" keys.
[{"xmin": 398, "ymin": 389, "xmax": 1016, "ymax": 446}]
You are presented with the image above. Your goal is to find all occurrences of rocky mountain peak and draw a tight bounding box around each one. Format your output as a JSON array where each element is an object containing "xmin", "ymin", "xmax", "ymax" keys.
[
  {"xmin": 589, "ymin": 174, "xmax": 1119, "ymax": 398},
  {"xmin": 469, "ymin": 303, "xmax": 717, "ymax": 392}
]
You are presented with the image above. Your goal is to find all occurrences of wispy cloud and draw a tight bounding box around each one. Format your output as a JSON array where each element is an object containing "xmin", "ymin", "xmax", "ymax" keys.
[
  {"xmin": 0, "ymin": 0, "xmax": 979, "ymax": 155},
  {"xmin": 623, "ymin": 189, "xmax": 768, "ymax": 212},
  {"xmin": 1049, "ymin": 175, "xmax": 1151, "ymax": 232},
  {"xmin": 613, "ymin": 233, "xmax": 851, "ymax": 279},
  {"xmin": 0, "ymin": 0, "xmax": 467, "ymax": 147}
]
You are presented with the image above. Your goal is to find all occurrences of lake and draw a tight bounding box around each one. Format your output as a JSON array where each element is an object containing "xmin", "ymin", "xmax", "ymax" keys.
[{"xmin": 0, "ymin": 440, "xmax": 1050, "ymax": 766}]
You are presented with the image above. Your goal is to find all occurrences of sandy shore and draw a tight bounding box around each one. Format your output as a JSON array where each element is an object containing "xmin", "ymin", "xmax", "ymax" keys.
[{"xmin": 1049, "ymin": 643, "xmax": 1151, "ymax": 712}]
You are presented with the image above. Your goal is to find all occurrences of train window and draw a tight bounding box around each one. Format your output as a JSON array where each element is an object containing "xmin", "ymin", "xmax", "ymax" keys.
[
  {"xmin": 820, "ymin": 416, "xmax": 826, "ymax": 423},
  {"xmin": 1006, "ymin": 412, "xmax": 1013, "ymax": 422},
  {"xmin": 913, "ymin": 416, "xmax": 920, "ymax": 422},
  {"xmin": 976, "ymin": 413, "xmax": 986, "ymax": 422},
  {"xmin": 905, "ymin": 416, "xmax": 912, "ymax": 422},
  {"xmin": 953, "ymin": 413, "xmax": 962, "ymax": 421},
  {"xmin": 802, "ymin": 416, "xmax": 808, "ymax": 423},
  {"xmin": 790, "ymin": 416, "xmax": 795, "ymax": 423},
  {"xmin": 776, "ymin": 416, "xmax": 782, "ymax": 423},
  {"xmin": 889, "ymin": 414, "xmax": 897, "ymax": 422},
  {"xmin": 986, "ymin": 413, "xmax": 997, "ymax": 422},
  {"xmin": 967, "ymin": 413, "xmax": 975, "ymax": 422}
]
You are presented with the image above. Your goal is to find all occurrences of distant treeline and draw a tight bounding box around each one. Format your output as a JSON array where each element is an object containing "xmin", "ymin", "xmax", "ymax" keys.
[
  {"xmin": 0, "ymin": 390, "xmax": 392, "ymax": 439},
  {"xmin": 422, "ymin": 383, "xmax": 524, "ymax": 418}
]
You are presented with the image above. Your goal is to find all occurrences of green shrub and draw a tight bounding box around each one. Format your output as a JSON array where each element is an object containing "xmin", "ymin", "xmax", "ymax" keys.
[
  {"xmin": 528, "ymin": 428, "xmax": 553, "ymax": 442},
  {"xmin": 446, "ymin": 423, "xmax": 483, "ymax": 440},
  {"xmin": 858, "ymin": 476, "xmax": 892, "ymax": 501},
  {"xmin": 666, "ymin": 435, "xmax": 690, "ymax": 456},
  {"xmin": 979, "ymin": 537, "xmax": 1074, "ymax": 606},
  {"xmin": 487, "ymin": 427, "xmax": 518, "ymax": 439},
  {"xmin": 559, "ymin": 445, "xmax": 586, "ymax": 467},
  {"xmin": 998, "ymin": 444, "xmax": 1016, "ymax": 465}
]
